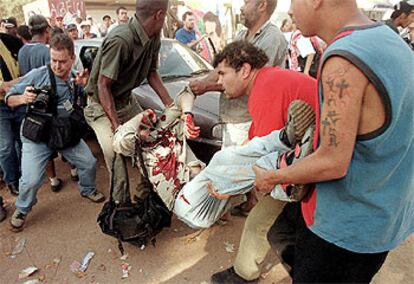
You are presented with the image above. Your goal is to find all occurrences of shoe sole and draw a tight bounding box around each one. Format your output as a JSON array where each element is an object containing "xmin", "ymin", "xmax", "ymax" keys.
[
  {"xmin": 9, "ymin": 223, "xmax": 24, "ymax": 232},
  {"xmin": 82, "ymin": 195, "xmax": 105, "ymax": 203},
  {"xmin": 275, "ymin": 126, "xmax": 315, "ymax": 201},
  {"xmin": 290, "ymin": 126, "xmax": 315, "ymax": 201},
  {"xmin": 51, "ymin": 178, "xmax": 63, "ymax": 193},
  {"xmin": 287, "ymin": 100, "xmax": 316, "ymax": 145}
]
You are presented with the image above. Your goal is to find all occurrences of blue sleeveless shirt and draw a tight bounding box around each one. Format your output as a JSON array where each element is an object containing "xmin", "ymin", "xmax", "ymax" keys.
[{"xmin": 305, "ymin": 24, "xmax": 414, "ymax": 253}]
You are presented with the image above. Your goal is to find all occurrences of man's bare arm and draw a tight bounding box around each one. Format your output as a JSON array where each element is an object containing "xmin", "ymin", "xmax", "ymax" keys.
[
  {"xmin": 254, "ymin": 56, "xmax": 369, "ymax": 191},
  {"xmin": 303, "ymin": 53, "xmax": 315, "ymax": 76},
  {"xmin": 189, "ymin": 69, "xmax": 224, "ymax": 96},
  {"xmin": 148, "ymin": 71, "xmax": 173, "ymax": 107},
  {"xmin": 98, "ymin": 75, "xmax": 120, "ymax": 132}
]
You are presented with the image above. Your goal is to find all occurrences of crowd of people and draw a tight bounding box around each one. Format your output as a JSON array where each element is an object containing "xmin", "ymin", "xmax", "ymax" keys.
[{"xmin": 0, "ymin": 0, "xmax": 413, "ymax": 283}]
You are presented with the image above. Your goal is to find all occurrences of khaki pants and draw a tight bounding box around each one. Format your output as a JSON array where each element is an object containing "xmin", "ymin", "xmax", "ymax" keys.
[
  {"xmin": 234, "ymin": 195, "xmax": 286, "ymax": 280},
  {"xmin": 84, "ymin": 97, "xmax": 148, "ymax": 200}
]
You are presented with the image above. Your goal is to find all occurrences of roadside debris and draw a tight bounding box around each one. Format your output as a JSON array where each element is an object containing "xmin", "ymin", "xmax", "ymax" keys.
[
  {"xmin": 224, "ymin": 241, "xmax": 235, "ymax": 253},
  {"xmin": 121, "ymin": 262, "xmax": 131, "ymax": 279},
  {"xmin": 22, "ymin": 280, "xmax": 41, "ymax": 284},
  {"xmin": 70, "ymin": 251, "xmax": 95, "ymax": 278},
  {"xmin": 98, "ymin": 264, "xmax": 106, "ymax": 271},
  {"xmin": 70, "ymin": 261, "xmax": 85, "ymax": 278},
  {"xmin": 79, "ymin": 251, "xmax": 95, "ymax": 272},
  {"xmin": 120, "ymin": 254, "xmax": 128, "ymax": 261},
  {"xmin": 185, "ymin": 229, "xmax": 204, "ymax": 244},
  {"xmin": 11, "ymin": 237, "xmax": 27, "ymax": 258},
  {"xmin": 18, "ymin": 266, "xmax": 38, "ymax": 279}
]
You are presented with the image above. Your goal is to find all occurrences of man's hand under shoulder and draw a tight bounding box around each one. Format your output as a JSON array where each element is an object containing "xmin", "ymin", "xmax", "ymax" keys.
[{"xmin": 7, "ymin": 86, "xmax": 37, "ymax": 108}]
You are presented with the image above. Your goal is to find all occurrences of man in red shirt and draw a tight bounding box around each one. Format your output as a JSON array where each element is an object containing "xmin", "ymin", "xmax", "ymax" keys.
[{"xmin": 210, "ymin": 41, "xmax": 318, "ymax": 283}]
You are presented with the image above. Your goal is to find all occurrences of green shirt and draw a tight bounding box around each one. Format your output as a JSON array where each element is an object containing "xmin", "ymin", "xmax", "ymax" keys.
[
  {"xmin": 86, "ymin": 15, "xmax": 161, "ymax": 109},
  {"xmin": 219, "ymin": 21, "xmax": 288, "ymax": 123}
]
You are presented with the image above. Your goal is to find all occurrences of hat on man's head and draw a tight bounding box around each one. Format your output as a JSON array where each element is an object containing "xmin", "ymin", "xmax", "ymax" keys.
[
  {"xmin": 395, "ymin": 1, "xmax": 414, "ymax": 13},
  {"xmin": 28, "ymin": 14, "xmax": 50, "ymax": 32},
  {"xmin": 80, "ymin": 21, "xmax": 90, "ymax": 28},
  {"xmin": 3, "ymin": 17, "xmax": 17, "ymax": 28},
  {"xmin": 65, "ymin": 23, "xmax": 77, "ymax": 32},
  {"xmin": 102, "ymin": 14, "xmax": 111, "ymax": 21}
]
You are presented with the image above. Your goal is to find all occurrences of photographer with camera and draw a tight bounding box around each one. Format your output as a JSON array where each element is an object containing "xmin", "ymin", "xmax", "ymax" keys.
[{"xmin": 5, "ymin": 34, "xmax": 105, "ymax": 231}]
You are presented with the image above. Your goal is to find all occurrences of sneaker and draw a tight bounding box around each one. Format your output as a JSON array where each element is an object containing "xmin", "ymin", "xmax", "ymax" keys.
[
  {"xmin": 51, "ymin": 178, "xmax": 64, "ymax": 193},
  {"xmin": 10, "ymin": 209, "xmax": 26, "ymax": 231},
  {"xmin": 211, "ymin": 267, "xmax": 258, "ymax": 284},
  {"xmin": 82, "ymin": 191, "xmax": 105, "ymax": 203},
  {"xmin": 280, "ymin": 100, "xmax": 316, "ymax": 148},
  {"xmin": 272, "ymin": 125, "xmax": 315, "ymax": 201},
  {"xmin": 8, "ymin": 183, "xmax": 19, "ymax": 196},
  {"xmin": 0, "ymin": 197, "xmax": 7, "ymax": 222}
]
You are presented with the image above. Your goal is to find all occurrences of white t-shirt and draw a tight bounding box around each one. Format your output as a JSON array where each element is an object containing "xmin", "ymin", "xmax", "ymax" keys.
[{"xmin": 296, "ymin": 36, "xmax": 315, "ymax": 58}]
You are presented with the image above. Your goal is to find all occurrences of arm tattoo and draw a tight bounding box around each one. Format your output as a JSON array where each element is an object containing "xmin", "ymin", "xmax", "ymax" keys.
[{"xmin": 322, "ymin": 65, "xmax": 351, "ymax": 148}]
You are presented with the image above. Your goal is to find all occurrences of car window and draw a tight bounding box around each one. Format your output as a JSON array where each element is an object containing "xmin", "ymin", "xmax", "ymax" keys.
[{"xmin": 159, "ymin": 41, "xmax": 212, "ymax": 79}]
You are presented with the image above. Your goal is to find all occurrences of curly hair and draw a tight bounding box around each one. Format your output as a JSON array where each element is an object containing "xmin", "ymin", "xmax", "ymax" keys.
[{"xmin": 212, "ymin": 40, "xmax": 268, "ymax": 71}]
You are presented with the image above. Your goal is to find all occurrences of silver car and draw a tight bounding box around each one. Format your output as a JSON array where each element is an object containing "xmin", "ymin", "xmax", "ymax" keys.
[{"xmin": 75, "ymin": 38, "xmax": 222, "ymax": 161}]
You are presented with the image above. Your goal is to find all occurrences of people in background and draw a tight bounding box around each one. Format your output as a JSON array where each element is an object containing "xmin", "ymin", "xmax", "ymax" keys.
[
  {"xmin": 81, "ymin": 21, "xmax": 97, "ymax": 39},
  {"xmin": 108, "ymin": 6, "xmax": 129, "ymax": 34},
  {"xmin": 384, "ymin": 0, "xmax": 414, "ymax": 34},
  {"xmin": 175, "ymin": 11, "xmax": 201, "ymax": 51},
  {"xmin": 16, "ymin": 25, "xmax": 32, "ymax": 44},
  {"xmin": 99, "ymin": 15, "xmax": 112, "ymax": 37}
]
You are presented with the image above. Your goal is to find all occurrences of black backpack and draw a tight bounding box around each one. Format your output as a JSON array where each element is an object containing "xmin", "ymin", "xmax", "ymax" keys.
[{"xmin": 97, "ymin": 141, "xmax": 172, "ymax": 254}]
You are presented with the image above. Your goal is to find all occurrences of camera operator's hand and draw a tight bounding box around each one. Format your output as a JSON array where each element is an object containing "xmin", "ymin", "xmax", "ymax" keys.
[
  {"xmin": 21, "ymin": 86, "xmax": 37, "ymax": 105},
  {"xmin": 72, "ymin": 69, "xmax": 89, "ymax": 86}
]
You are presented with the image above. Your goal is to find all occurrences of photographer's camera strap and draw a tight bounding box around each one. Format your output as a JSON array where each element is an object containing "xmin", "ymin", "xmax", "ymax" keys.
[
  {"xmin": 46, "ymin": 65, "xmax": 81, "ymax": 114},
  {"xmin": 46, "ymin": 64, "xmax": 57, "ymax": 115}
]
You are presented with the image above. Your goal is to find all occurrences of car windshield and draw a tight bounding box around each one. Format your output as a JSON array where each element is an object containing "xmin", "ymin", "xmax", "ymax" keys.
[{"xmin": 159, "ymin": 40, "xmax": 212, "ymax": 79}]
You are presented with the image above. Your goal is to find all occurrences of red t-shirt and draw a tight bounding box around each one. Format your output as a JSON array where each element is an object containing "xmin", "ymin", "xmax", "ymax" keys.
[{"xmin": 248, "ymin": 67, "xmax": 318, "ymax": 139}]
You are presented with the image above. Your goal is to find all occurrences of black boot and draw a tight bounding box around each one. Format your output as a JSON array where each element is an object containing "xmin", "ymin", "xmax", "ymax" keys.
[
  {"xmin": 8, "ymin": 183, "xmax": 19, "ymax": 196},
  {"xmin": 0, "ymin": 197, "xmax": 7, "ymax": 222},
  {"xmin": 211, "ymin": 267, "xmax": 258, "ymax": 284}
]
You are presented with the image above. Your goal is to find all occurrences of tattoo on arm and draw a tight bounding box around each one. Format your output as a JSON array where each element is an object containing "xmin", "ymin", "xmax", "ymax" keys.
[{"xmin": 322, "ymin": 64, "xmax": 351, "ymax": 148}]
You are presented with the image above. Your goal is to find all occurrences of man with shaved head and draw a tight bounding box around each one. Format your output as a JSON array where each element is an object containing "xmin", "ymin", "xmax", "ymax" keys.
[
  {"xmin": 251, "ymin": 0, "xmax": 414, "ymax": 283},
  {"xmin": 85, "ymin": 0, "xmax": 172, "ymax": 199}
]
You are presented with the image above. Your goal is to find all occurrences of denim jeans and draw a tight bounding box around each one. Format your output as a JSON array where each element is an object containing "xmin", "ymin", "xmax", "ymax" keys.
[
  {"xmin": 0, "ymin": 102, "xmax": 24, "ymax": 186},
  {"xmin": 16, "ymin": 135, "xmax": 97, "ymax": 214}
]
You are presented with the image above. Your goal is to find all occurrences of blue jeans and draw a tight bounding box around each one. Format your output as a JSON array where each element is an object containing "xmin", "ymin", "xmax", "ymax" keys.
[
  {"xmin": 16, "ymin": 135, "xmax": 97, "ymax": 214},
  {"xmin": 0, "ymin": 102, "xmax": 24, "ymax": 186}
]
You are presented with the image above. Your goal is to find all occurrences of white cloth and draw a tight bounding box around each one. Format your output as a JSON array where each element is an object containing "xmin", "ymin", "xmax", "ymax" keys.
[{"xmin": 174, "ymin": 130, "xmax": 291, "ymax": 229}]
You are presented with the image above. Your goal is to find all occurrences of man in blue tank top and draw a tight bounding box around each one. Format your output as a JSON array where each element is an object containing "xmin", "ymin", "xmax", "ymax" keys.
[{"xmin": 253, "ymin": 0, "xmax": 414, "ymax": 282}]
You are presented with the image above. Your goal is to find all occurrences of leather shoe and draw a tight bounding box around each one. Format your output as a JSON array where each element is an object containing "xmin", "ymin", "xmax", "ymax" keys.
[
  {"xmin": 211, "ymin": 267, "xmax": 258, "ymax": 284},
  {"xmin": 8, "ymin": 183, "xmax": 19, "ymax": 196},
  {"xmin": 51, "ymin": 178, "xmax": 63, "ymax": 192},
  {"xmin": 0, "ymin": 197, "xmax": 7, "ymax": 222}
]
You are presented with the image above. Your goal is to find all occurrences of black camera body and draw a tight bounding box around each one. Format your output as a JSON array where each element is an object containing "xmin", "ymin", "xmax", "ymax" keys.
[{"xmin": 30, "ymin": 87, "xmax": 51, "ymax": 112}]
